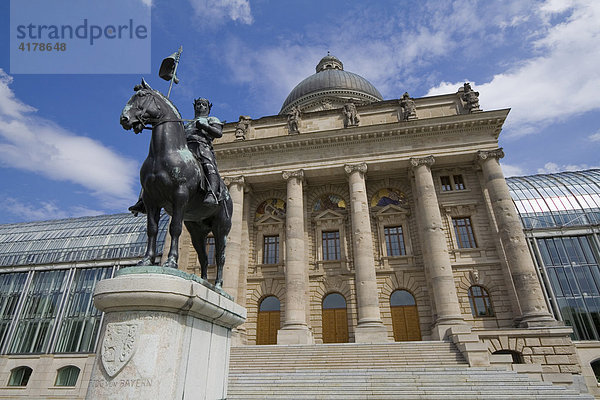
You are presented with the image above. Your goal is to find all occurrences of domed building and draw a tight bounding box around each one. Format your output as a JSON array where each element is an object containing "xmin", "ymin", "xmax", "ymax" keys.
[
  {"xmin": 1, "ymin": 56, "xmax": 600, "ymax": 398},
  {"xmin": 280, "ymin": 54, "xmax": 383, "ymax": 114}
]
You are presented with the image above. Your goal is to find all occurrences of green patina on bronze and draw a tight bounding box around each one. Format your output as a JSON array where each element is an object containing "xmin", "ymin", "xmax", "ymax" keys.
[{"xmin": 115, "ymin": 266, "xmax": 232, "ymax": 300}]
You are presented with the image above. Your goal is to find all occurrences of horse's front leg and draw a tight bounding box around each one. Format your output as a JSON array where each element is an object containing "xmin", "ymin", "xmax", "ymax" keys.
[
  {"xmin": 163, "ymin": 195, "xmax": 186, "ymax": 269},
  {"xmin": 138, "ymin": 207, "xmax": 161, "ymax": 266}
]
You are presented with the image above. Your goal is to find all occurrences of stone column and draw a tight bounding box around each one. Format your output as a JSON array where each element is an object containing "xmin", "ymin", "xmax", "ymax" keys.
[
  {"xmin": 222, "ymin": 176, "xmax": 245, "ymax": 301},
  {"xmin": 278, "ymin": 170, "xmax": 313, "ymax": 344},
  {"xmin": 410, "ymin": 156, "xmax": 465, "ymax": 339},
  {"xmin": 477, "ymin": 149, "xmax": 555, "ymax": 327},
  {"xmin": 344, "ymin": 163, "xmax": 388, "ymax": 343}
]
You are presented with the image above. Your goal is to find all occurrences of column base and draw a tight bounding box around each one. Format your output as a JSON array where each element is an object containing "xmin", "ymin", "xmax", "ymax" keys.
[
  {"xmin": 277, "ymin": 326, "xmax": 314, "ymax": 345},
  {"xmin": 86, "ymin": 268, "xmax": 246, "ymax": 400},
  {"xmin": 518, "ymin": 312, "xmax": 559, "ymax": 328},
  {"xmin": 354, "ymin": 323, "xmax": 389, "ymax": 343}
]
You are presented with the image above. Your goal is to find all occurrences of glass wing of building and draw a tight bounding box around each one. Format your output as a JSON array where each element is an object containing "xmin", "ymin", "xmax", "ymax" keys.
[
  {"xmin": 0, "ymin": 213, "xmax": 168, "ymax": 355},
  {"xmin": 0, "ymin": 213, "xmax": 168, "ymax": 267},
  {"xmin": 507, "ymin": 169, "xmax": 600, "ymax": 340}
]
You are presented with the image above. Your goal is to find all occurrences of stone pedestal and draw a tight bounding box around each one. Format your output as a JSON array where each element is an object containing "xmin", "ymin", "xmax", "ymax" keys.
[{"xmin": 86, "ymin": 267, "xmax": 246, "ymax": 400}]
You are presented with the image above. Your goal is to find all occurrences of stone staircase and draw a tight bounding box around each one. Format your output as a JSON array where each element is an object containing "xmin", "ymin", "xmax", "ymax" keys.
[{"xmin": 228, "ymin": 342, "xmax": 593, "ymax": 399}]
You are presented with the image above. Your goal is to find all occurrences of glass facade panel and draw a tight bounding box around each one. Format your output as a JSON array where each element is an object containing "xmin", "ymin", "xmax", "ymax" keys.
[
  {"xmin": 535, "ymin": 236, "xmax": 600, "ymax": 340},
  {"xmin": 0, "ymin": 213, "xmax": 169, "ymax": 267},
  {"xmin": 507, "ymin": 170, "xmax": 600, "ymax": 229},
  {"xmin": 0, "ymin": 272, "xmax": 28, "ymax": 349},
  {"xmin": 9, "ymin": 270, "xmax": 68, "ymax": 353},
  {"xmin": 54, "ymin": 267, "xmax": 112, "ymax": 353},
  {"xmin": 206, "ymin": 237, "xmax": 216, "ymax": 265}
]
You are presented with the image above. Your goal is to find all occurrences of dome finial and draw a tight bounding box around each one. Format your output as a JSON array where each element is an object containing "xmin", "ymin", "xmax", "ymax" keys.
[{"xmin": 316, "ymin": 53, "xmax": 343, "ymax": 73}]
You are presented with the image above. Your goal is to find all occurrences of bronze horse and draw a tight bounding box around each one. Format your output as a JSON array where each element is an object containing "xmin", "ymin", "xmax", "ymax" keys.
[{"xmin": 119, "ymin": 79, "xmax": 232, "ymax": 287}]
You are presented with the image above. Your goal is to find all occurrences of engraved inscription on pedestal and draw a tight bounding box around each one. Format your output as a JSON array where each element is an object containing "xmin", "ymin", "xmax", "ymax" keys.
[{"xmin": 101, "ymin": 323, "xmax": 139, "ymax": 377}]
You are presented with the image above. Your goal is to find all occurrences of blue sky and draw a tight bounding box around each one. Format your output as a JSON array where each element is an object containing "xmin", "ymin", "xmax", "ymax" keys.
[{"xmin": 0, "ymin": 0, "xmax": 599, "ymax": 224}]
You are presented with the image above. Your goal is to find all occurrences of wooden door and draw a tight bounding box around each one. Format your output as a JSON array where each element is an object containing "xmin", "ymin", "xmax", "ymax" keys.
[
  {"xmin": 257, "ymin": 310, "xmax": 280, "ymax": 345},
  {"xmin": 322, "ymin": 308, "xmax": 348, "ymax": 343},
  {"xmin": 391, "ymin": 305, "xmax": 421, "ymax": 341}
]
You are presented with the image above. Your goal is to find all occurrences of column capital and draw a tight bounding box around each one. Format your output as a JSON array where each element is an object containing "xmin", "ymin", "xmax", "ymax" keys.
[
  {"xmin": 477, "ymin": 148, "xmax": 505, "ymax": 162},
  {"xmin": 223, "ymin": 175, "xmax": 245, "ymax": 188},
  {"xmin": 344, "ymin": 162, "xmax": 367, "ymax": 176},
  {"xmin": 282, "ymin": 169, "xmax": 304, "ymax": 181},
  {"xmin": 410, "ymin": 155, "xmax": 435, "ymax": 169}
]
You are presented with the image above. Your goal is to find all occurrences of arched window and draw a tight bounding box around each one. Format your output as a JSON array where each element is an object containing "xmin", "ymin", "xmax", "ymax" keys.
[
  {"xmin": 8, "ymin": 366, "xmax": 32, "ymax": 386},
  {"xmin": 591, "ymin": 359, "xmax": 600, "ymax": 383},
  {"xmin": 390, "ymin": 290, "xmax": 416, "ymax": 307},
  {"xmin": 370, "ymin": 188, "xmax": 407, "ymax": 208},
  {"xmin": 55, "ymin": 365, "xmax": 80, "ymax": 386},
  {"xmin": 468, "ymin": 285, "xmax": 494, "ymax": 317},
  {"xmin": 390, "ymin": 290, "xmax": 421, "ymax": 341},
  {"xmin": 313, "ymin": 194, "xmax": 346, "ymax": 212},
  {"xmin": 257, "ymin": 296, "xmax": 280, "ymax": 345},
  {"xmin": 255, "ymin": 198, "xmax": 286, "ymax": 220},
  {"xmin": 322, "ymin": 293, "xmax": 348, "ymax": 343},
  {"xmin": 492, "ymin": 350, "xmax": 524, "ymax": 364}
]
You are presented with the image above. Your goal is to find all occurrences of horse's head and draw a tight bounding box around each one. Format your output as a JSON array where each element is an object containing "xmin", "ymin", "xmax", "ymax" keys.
[{"xmin": 120, "ymin": 78, "xmax": 163, "ymax": 134}]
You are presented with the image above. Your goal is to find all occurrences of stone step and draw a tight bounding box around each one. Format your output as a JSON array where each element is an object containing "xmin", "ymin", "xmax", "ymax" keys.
[{"xmin": 227, "ymin": 342, "xmax": 593, "ymax": 399}]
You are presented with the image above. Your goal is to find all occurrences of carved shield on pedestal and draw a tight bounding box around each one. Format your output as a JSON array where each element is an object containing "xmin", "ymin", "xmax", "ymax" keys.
[{"xmin": 101, "ymin": 322, "xmax": 138, "ymax": 377}]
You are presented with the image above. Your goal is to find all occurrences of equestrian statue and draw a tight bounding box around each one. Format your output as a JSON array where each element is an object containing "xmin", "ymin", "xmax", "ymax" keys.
[{"xmin": 119, "ymin": 78, "xmax": 232, "ymax": 287}]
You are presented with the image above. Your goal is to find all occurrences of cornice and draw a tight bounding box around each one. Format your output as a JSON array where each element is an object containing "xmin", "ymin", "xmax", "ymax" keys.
[{"xmin": 215, "ymin": 109, "xmax": 510, "ymax": 159}]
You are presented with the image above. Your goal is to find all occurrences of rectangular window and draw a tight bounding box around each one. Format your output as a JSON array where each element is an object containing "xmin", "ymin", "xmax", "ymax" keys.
[
  {"xmin": 452, "ymin": 217, "xmax": 477, "ymax": 248},
  {"xmin": 384, "ymin": 226, "xmax": 406, "ymax": 256},
  {"xmin": 54, "ymin": 267, "xmax": 112, "ymax": 353},
  {"xmin": 8, "ymin": 269, "xmax": 68, "ymax": 354},
  {"xmin": 453, "ymin": 175, "xmax": 466, "ymax": 190},
  {"xmin": 440, "ymin": 176, "xmax": 452, "ymax": 191},
  {"xmin": 0, "ymin": 272, "xmax": 28, "ymax": 350},
  {"xmin": 262, "ymin": 235, "xmax": 280, "ymax": 264},
  {"xmin": 206, "ymin": 237, "xmax": 216, "ymax": 265},
  {"xmin": 322, "ymin": 231, "xmax": 341, "ymax": 261}
]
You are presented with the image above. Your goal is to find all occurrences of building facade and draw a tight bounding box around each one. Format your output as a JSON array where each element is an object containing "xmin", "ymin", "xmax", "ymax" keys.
[{"xmin": 1, "ymin": 55, "xmax": 600, "ymax": 397}]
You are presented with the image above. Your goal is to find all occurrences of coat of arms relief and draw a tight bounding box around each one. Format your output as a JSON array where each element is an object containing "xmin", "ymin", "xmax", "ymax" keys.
[{"xmin": 101, "ymin": 322, "xmax": 139, "ymax": 377}]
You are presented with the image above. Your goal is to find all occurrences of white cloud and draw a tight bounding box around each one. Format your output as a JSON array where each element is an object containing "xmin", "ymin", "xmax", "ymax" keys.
[
  {"xmin": 3, "ymin": 197, "xmax": 102, "ymax": 222},
  {"xmin": 223, "ymin": 40, "xmax": 324, "ymax": 112},
  {"xmin": 537, "ymin": 161, "xmax": 600, "ymax": 174},
  {"xmin": 427, "ymin": 0, "xmax": 600, "ymax": 136},
  {"xmin": 221, "ymin": 1, "xmax": 546, "ymax": 114},
  {"xmin": 589, "ymin": 130, "xmax": 600, "ymax": 142},
  {"xmin": 188, "ymin": 0, "xmax": 253, "ymax": 25},
  {"xmin": 500, "ymin": 163, "xmax": 526, "ymax": 177},
  {"xmin": 0, "ymin": 69, "xmax": 138, "ymax": 211}
]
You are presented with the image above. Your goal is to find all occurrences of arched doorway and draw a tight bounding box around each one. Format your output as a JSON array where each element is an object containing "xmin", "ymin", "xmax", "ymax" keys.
[
  {"xmin": 322, "ymin": 293, "xmax": 348, "ymax": 343},
  {"xmin": 390, "ymin": 290, "xmax": 421, "ymax": 341},
  {"xmin": 257, "ymin": 296, "xmax": 280, "ymax": 345}
]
